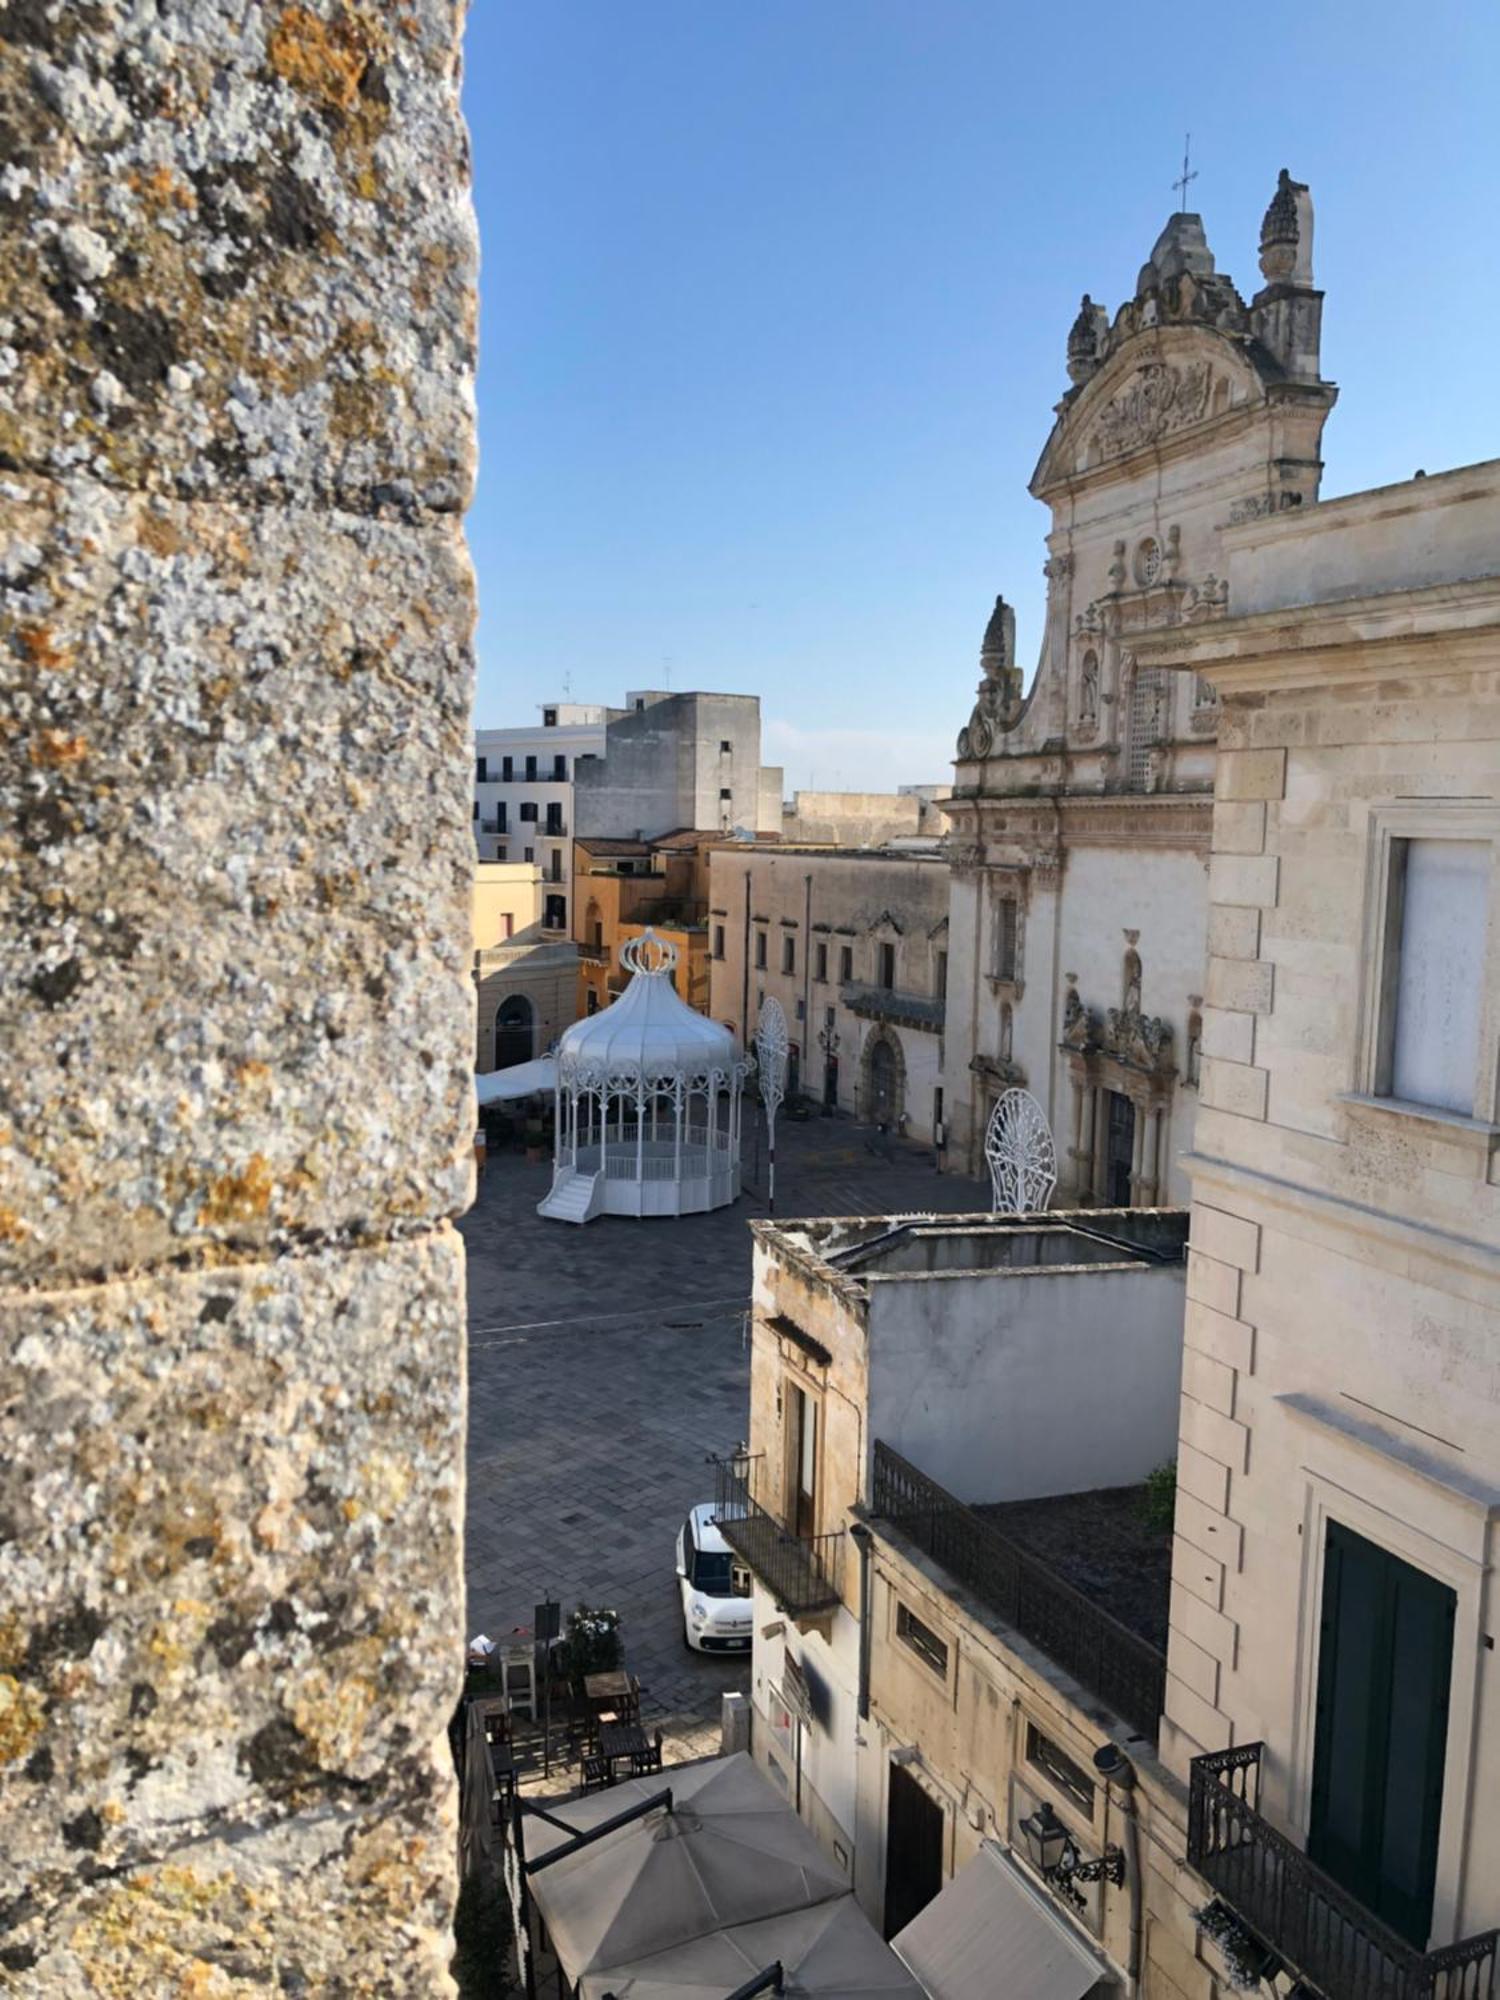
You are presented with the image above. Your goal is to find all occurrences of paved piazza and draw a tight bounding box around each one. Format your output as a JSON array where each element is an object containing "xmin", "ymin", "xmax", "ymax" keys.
[{"xmin": 461, "ymin": 1116, "xmax": 990, "ymax": 1769}]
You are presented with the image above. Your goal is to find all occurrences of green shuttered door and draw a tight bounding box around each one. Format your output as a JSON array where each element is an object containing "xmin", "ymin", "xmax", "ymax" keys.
[{"xmin": 1309, "ymin": 1520, "xmax": 1455, "ymax": 1947}]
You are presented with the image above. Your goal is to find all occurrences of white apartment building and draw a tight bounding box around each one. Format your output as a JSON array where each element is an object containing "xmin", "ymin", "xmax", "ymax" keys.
[{"xmin": 474, "ymin": 702, "xmax": 608, "ymax": 937}]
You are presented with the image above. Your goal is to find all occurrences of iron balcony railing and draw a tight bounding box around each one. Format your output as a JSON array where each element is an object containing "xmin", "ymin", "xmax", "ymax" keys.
[
  {"xmin": 870, "ymin": 1441, "xmax": 1166, "ymax": 1743},
  {"xmin": 713, "ymin": 1456, "xmax": 842, "ymax": 1618},
  {"xmin": 1188, "ymin": 1744, "xmax": 1497, "ymax": 2000}
]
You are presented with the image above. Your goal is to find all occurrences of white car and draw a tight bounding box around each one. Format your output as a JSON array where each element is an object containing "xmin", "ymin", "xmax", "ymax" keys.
[{"xmin": 676, "ymin": 1504, "xmax": 754, "ymax": 1653}]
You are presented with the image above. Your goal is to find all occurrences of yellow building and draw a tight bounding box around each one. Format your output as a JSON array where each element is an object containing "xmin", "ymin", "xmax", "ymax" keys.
[
  {"xmin": 574, "ymin": 832, "xmax": 719, "ymax": 1018},
  {"xmin": 472, "ymin": 860, "xmax": 577, "ymax": 1073}
]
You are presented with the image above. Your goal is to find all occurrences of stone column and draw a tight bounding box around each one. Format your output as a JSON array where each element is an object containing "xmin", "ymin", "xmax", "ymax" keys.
[
  {"xmin": 1092, "ymin": 1084, "xmax": 1109, "ymax": 1200},
  {"xmin": 1129, "ymin": 1095, "xmax": 1148, "ymax": 1206},
  {"xmin": 2, "ymin": 6, "xmax": 476, "ymax": 1987},
  {"xmin": 1141, "ymin": 1103, "xmax": 1162, "ymax": 1205},
  {"xmin": 1069, "ymin": 1073, "xmax": 1086, "ymax": 1193}
]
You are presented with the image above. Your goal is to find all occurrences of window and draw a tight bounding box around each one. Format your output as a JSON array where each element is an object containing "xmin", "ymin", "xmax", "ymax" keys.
[
  {"xmin": 523, "ymin": 846, "xmax": 534, "ymax": 863},
  {"xmin": 720, "ymin": 787, "xmax": 733, "ymax": 802},
  {"xmin": 549, "ymin": 851, "xmax": 562, "ymax": 882},
  {"xmin": 1378, "ymin": 838, "xmax": 1487, "ymax": 1115},
  {"xmin": 501, "ymin": 755, "xmax": 513, "ymax": 781},
  {"xmin": 824, "ymin": 1006, "xmax": 835, "ymax": 1032},
  {"xmin": 553, "ymin": 753, "xmax": 566, "ymax": 780},
  {"xmin": 494, "ymin": 844, "xmax": 506, "ymax": 861},
  {"xmin": 878, "ymin": 942, "xmax": 896, "ymax": 989},
  {"xmin": 1026, "ymin": 1723, "xmax": 1095, "ymax": 1817},
  {"xmin": 713, "ymin": 924, "xmax": 725, "ymax": 960},
  {"xmin": 525, "ymin": 754, "xmax": 537, "ymax": 780},
  {"xmin": 544, "ymin": 894, "xmax": 566, "ymax": 929},
  {"xmin": 785, "ymin": 1382, "xmax": 818, "ymax": 1538},
  {"xmin": 497, "ymin": 804, "xmax": 507, "ymax": 833},
  {"xmin": 782, "ymin": 936, "xmax": 796, "ymax": 975},
  {"xmin": 519, "ymin": 801, "xmax": 538, "ymax": 822},
  {"xmin": 720, "ymin": 739, "xmax": 732, "ymax": 754},
  {"xmin": 895, "ymin": 1603, "xmax": 948, "ymax": 1678},
  {"xmin": 936, "ymin": 950, "xmax": 948, "ymax": 998},
  {"xmin": 475, "ymin": 754, "xmax": 488, "ymax": 782},
  {"xmin": 815, "ymin": 943, "xmax": 828, "ymax": 983},
  {"xmin": 496, "ymin": 913, "xmax": 513, "ymax": 943},
  {"xmin": 586, "ymin": 990, "xmax": 599, "ymax": 1015},
  {"xmin": 995, "ymin": 898, "xmax": 1018, "ymax": 981},
  {"xmin": 635, "ymin": 697, "xmax": 646, "ymax": 711},
  {"xmin": 545, "ymin": 804, "xmax": 563, "ymax": 834},
  {"xmin": 543, "ymin": 707, "xmax": 557, "ymax": 726},
  {"xmin": 755, "ymin": 931, "xmax": 767, "ymax": 970},
  {"xmin": 839, "ymin": 945, "xmax": 853, "ymax": 983}
]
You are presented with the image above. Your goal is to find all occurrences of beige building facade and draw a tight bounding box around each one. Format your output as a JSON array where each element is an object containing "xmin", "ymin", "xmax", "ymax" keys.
[
  {"xmin": 708, "ymin": 845, "xmax": 950, "ymax": 1141},
  {"xmin": 941, "ymin": 173, "xmax": 1336, "ymax": 1211},
  {"xmin": 1140, "ymin": 455, "xmax": 1500, "ymax": 1993},
  {"xmin": 473, "ymin": 860, "xmax": 578, "ymax": 1074}
]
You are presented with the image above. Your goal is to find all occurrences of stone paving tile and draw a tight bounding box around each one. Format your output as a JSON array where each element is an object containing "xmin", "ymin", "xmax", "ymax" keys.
[{"xmin": 461, "ymin": 1113, "xmax": 989, "ymax": 1777}]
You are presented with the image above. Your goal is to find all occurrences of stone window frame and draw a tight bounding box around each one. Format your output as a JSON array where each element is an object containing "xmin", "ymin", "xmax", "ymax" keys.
[
  {"xmin": 1344, "ymin": 800, "xmax": 1500, "ymax": 1150},
  {"xmin": 1279, "ymin": 1393, "xmax": 1492, "ymax": 1951}
]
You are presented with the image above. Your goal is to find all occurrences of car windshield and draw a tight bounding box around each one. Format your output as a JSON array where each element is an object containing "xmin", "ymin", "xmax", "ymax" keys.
[{"xmin": 691, "ymin": 1550, "xmax": 736, "ymax": 1596}]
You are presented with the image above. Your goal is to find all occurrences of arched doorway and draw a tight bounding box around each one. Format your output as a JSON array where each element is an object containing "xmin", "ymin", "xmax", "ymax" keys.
[
  {"xmin": 494, "ymin": 994, "xmax": 534, "ymax": 1070},
  {"xmin": 864, "ymin": 1029, "xmax": 905, "ymax": 1129}
]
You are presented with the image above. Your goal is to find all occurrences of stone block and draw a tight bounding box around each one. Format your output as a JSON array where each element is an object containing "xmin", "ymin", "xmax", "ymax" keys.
[
  {"xmin": 1206, "ymin": 903, "xmax": 1261, "ymax": 961},
  {"xmin": 1189, "ymin": 1204, "xmax": 1261, "ymax": 1275},
  {"xmin": 1172, "ymin": 1531, "xmax": 1226, "ymax": 1610},
  {"xmin": 1179, "ymin": 1391, "xmax": 1250, "ymax": 1473},
  {"xmin": 1217, "ymin": 747, "xmax": 1287, "ymax": 801},
  {"xmin": 0, "ymin": 1231, "xmax": 465, "ymax": 1978},
  {"xmin": 1199, "ymin": 1057, "xmax": 1270, "ymax": 1122},
  {"xmin": 1186, "ymin": 1248, "xmax": 1242, "ymax": 1319},
  {"xmin": 1175, "ymin": 1489, "xmax": 1244, "ymax": 1571},
  {"xmin": 1171, "ymin": 1578, "xmax": 1240, "ymax": 1669},
  {"xmin": 1164, "ymin": 1672, "xmax": 1229, "ymax": 1761},
  {"xmin": 1205, "ymin": 955, "xmax": 1275, "ymax": 1016},
  {"xmin": 1185, "ymin": 1301, "xmax": 1256, "ymax": 1374},
  {"xmin": 1182, "ymin": 1345, "xmax": 1237, "ymax": 1417},
  {"xmin": 1211, "ymin": 799, "xmax": 1267, "ymax": 855},
  {"xmin": 0, "ymin": 4, "xmax": 476, "ymax": 513},
  {"xmin": 1208, "ymin": 852, "xmax": 1280, "ymax": 909},
  {"xmin": 1167, "ymin": 1623, "xmax": 1221, "ymax": 1705},
  {"xmin": 1201, "ymin": 1004, "xmax": 1256, "ymax": 1066},
  {"xmin": 1176, "ymin": 1439, "xmax": 1231, "ymax": 1515},
  {"xmin": 1, "ymin": 476, "xmax": 476, "ymax": 1286}
]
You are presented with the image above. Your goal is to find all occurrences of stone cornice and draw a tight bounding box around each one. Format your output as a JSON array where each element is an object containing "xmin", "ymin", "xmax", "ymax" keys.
[{"xmin": 1137, "ymin": 575, "xmax": 1500, "ymax": 692}]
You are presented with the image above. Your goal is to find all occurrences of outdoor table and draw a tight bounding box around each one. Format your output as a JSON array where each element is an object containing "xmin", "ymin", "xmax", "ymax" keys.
[
  {"xmin": 582, "ymin": 1671, "xmax": 633, "ymax": 1708},
  {"xmin": 598, "ymin": 1721, "xmax": 649, "ymax": 1779}
]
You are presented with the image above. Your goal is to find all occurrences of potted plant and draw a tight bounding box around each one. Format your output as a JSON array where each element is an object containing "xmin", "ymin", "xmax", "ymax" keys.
[{"xmin": 561, "ymin": 1603, "xmax": 622, "ymax": 1694}]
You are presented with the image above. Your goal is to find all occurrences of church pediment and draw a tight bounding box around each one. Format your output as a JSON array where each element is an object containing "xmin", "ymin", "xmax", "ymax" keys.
[{"xmin": 1031, "ymin": 328, "xmax": 1264, "ymax": 497}]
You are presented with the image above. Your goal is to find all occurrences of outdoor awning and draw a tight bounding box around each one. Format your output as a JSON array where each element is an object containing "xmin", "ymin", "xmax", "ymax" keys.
[
  {"xmin": 523, "ymin": 1753, "xmax": 848, "ymax": 1981},
  {"xmin": 576, "ymin": 1893, "xmax": 924, "ymax": 1998},
  {"xmin": 892, "ymin": 1842, "xmax": 1111, "ymax": 2000},
  {"xmin": 476, "ymin": 1057, "xmax": 557, "ymax": 1103}
]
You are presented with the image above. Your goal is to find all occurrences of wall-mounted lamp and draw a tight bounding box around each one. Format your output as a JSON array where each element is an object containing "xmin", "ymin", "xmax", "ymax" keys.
[{"xmin": 1018, "ymin": 1800, "xmax": 1126, "ymax": 1913}]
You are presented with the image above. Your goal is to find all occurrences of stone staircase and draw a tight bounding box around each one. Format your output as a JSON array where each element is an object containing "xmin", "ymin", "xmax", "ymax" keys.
[{"xmin": 535, "ymin": 1169, "xmax": 601, "ymax": 1224}]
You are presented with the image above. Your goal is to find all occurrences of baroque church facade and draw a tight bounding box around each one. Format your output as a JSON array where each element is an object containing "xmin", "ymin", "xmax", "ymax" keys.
[{"xmin": 940, "ymin": 171, "xmax": 1336, "ymax": 1203}]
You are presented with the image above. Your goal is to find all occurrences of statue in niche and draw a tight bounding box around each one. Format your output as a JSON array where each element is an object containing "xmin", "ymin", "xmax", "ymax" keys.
[
  {"xmin": 1079, "ymin": 649, "xmax": 1100, "ymax": 729},
  {"xmin": 1185, "ymin": 1006, "xmax": 1203, "ymax": 1088},
  {"xmin": 1122, "ymin": 946, "xmax": 1142, "ymax": 1014}
]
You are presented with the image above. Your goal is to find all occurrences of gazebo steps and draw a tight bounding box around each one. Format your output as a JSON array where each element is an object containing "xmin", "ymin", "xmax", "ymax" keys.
[{"xmin": 536, "ymin": 1169, "xmax": 601, "ymax": 1224}]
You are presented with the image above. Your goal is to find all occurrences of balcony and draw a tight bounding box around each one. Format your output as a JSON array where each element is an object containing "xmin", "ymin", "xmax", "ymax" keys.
[
  {"xmin": 577, "ymin": 941, "xmax": 610, "ymax": 963},
  {"xmin": 841, "ymin": 981, "xmax": 944, "ymax": 1033},
  {"xmin": 713, "ymin": 1456, "xmax": 842, "ymax": 1618},
  {"xmin": 869, "ymin": 1441, "xmax": 1167, "ymax": 1743},
  {"xmin": 1188, "ymin": 1744, "xmax": 1497, "ymax": 2000}
]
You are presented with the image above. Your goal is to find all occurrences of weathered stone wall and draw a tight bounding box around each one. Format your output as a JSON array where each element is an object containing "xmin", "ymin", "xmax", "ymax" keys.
[{"xmin": 1, "ymin": 2, "xmax": 476, "ymax": 1988}]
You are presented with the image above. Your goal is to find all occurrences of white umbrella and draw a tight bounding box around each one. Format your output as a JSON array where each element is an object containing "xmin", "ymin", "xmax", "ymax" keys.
[
  {"xmin": 578, "ymin": 1891, "xmax": 924, "ymax": 1998},
  {"xmin": 476, "ymin": 1056, "xmax": 557, "ymax": 1103},
  {"xmin": 458, "ymin": 1700, "xmax": 496, "ymax": 1881},
  {"xmin": 524, "ymin": 1754, "xmax": 847, "ymax": 1982}
]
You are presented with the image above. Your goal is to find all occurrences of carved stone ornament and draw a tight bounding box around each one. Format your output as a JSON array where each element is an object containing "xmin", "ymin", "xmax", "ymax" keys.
[
  {"xmin": 1044, "ymin": 552, "xmax": 1076, "ymax": 582},
  {"xmin": 1181, "ymin": 574, "xmax": 1229, "ymax": 623},
  {"xmin": 1061, "ymin": 985, "xmax": 1092, "ymax": 1052},
  {"xmin": 1103, "ymin": 1004, "xmax": 1175, "ymax": 1075},
  {"xmin": 1090, "ymin": 360, "xmax": 1214, "ymax": 463},
  {"xmin": 957, "ymin": 593, "xmax": 1023, "ymax": 758}
]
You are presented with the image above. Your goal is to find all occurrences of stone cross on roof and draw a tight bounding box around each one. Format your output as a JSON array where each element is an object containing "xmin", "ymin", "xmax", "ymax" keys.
[{"xmin": 1172, "ymin": 133, "xmax": 1198, "ymax": 214}]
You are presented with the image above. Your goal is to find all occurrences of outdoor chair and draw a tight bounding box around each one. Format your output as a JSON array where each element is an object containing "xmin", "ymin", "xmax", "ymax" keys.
[
  {"xmin": 629, "ymin": 1729, "xmax": 663, "ymax": 1778},
  {"xmin": 580, "ymin": 1752, "xmax": 612, "ymax": 1794}
]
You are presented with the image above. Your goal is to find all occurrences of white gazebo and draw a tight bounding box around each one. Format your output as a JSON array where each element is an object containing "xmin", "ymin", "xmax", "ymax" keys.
[{"xmin": 538, "ymin": 931, "xmax": 751, "ymax": 1223}]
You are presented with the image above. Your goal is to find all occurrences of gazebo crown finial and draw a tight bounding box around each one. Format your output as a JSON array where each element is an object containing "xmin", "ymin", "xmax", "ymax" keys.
[{"xmin": 619, "ymin": 928, "xmax": 679, "ymax": 978}]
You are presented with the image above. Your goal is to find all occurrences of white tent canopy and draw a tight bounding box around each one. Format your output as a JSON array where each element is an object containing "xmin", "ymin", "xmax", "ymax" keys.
[
  {"xmin": 892, "ymin": 1841, "xmax": 1110, "ymax": 2000},
  {"xmin": 476, "ymin": 1056, "xmax": 557, "ymax": 1104},
  {"xmin": 523, "ymin": 1754, "xmax": 846, "ymax": 1979},
  {"xmin": 577, "ymin": 1891, "xmax": 923, "ymax": 1998}
]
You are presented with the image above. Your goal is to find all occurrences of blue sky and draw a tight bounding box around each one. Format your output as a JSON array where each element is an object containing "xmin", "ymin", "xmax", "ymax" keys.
[{"xmin": 463, "ymin": 2, "xmax": 1500, "ymax": 792}]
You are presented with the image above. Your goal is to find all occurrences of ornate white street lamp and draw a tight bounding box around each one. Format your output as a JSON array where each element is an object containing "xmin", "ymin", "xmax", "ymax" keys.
[
  {"xmin": 755, "ymin": 997, "xmax": 788, "ymax": 1216},
  {"xmin": 985, "ymin": 1086, "xmax": 1057, "ymax": 1214}
]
